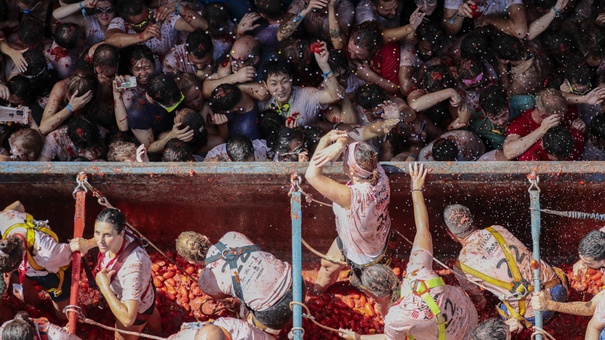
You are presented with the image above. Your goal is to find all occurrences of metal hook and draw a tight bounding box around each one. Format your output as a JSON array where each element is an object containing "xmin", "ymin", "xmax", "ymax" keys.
[{"xmin": 72, "ymin": 172, "xmax": 89, "ymax": 198}]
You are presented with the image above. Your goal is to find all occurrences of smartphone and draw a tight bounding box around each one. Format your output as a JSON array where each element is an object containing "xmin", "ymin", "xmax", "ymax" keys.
[
  {"xmin": 118, "ymin": 76, "xmax": 137, "ymax": 89},
  {"xmin": 0, "ymin": 106, "xmax": 30, "ymax": 125}
]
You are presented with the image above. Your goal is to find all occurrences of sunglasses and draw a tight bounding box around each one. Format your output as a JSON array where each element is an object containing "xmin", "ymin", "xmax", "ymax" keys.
[
  {"xmin": 19, "ymin": 1, "xmax": 41, "ymax": 14},
  {"xmin": 157, "ymin": 93, "xmax": 185, "ymax": 113},
  {"xmin": 131, "ymin": 11, "xmax": 154, "ymax": 30},
  {"xmin": 94, "ymin": 7, "xmax": 115, "ymax": 15},
  {"xmin": 230, "ymin": 53, "xmax": 255, "ymax": 65}
]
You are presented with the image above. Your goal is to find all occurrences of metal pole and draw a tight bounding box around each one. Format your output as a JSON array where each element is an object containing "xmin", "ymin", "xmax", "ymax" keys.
[
  {"xmin": 529, "ymin": 181, "xmax": 542, "ymax": 340},
  {"xmin": 290, "ymin": 190, "xmax": 303, "ymax": 340}
]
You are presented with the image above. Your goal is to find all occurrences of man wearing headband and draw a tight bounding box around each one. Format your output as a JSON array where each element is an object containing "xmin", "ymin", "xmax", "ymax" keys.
[
  {"xmin": 443, "ymin": 204, "xmax": 568, "ymax": 331},
  {"xmin": 340, "ymin": 163, "xmax": 478, "ymax": 340},
  {"xmin": 305, "ymin": 130, "xmax": 391, "ymax": 305}
]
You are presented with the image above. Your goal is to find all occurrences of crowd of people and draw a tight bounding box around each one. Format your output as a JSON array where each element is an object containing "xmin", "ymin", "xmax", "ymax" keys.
[
  {"xmin": 1, "ymin": 0, "xmax": 605, "ymax": 162},
  {"xmin": 2, "ymin": 0, "xmax": 605, "ymax": 337}
]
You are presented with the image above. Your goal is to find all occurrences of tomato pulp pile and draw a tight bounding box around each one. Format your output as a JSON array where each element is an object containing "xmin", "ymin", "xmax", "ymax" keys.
[{"xmin": 4, "ymin": 253, "xmax": 604, "ymax": 339}]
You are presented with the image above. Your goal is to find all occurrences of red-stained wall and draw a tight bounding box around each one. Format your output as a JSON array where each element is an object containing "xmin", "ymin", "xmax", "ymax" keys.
[{"xmin": 1, "ymin": 162, "xmax": 603, "ymax": 267}]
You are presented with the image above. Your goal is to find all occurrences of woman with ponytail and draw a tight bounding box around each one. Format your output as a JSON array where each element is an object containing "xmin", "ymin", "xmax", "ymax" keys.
[
  {"xmin": 340, "ymin": 163, "xmax": 478, "ymax": 340},
  {"xmin": 305, "ymin": 130, "xmax": 391, "ymax": 304}
]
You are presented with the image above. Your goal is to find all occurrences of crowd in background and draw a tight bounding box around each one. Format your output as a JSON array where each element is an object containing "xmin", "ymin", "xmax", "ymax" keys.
[{"xmin": 1, "ymin": 0, "xmax": 605, "ymax": 163}]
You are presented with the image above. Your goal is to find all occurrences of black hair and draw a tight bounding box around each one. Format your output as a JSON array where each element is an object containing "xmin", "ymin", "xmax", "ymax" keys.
[
  {"xmin": 457, "ymin": 58, "xmax": 483, "ymax": 83},
  {"xmin": 2, "ymin": 311, "xmax": 36, "ymax": 340},
  {"xmin": 542, "ymin": 126, "xmax": 573, "ymax": 160},
  {"xmin": 579, "ymin": 230, "xmax": 605, "ymax": 261},
  {"xmin": 460, "ymin": 31, "xmax": 491, "ymax": 61},
  {"xmin": 541, "ymin": 31, "xmax": 576, "ymax": 66},
  {"xmin": 22, "ymin": 49, "xmax": 47, "ymax": 79},
  {"xmin": 479, "ymin": 86, "xmax": 508, "ymax": 119},
  {"xmin": 93, "ymin": 44, "xmax": 119, "ymax": 68},
  {"xmin": 209, "ymin": 84, "xmax": 242, "ymax": 112},
  {"xmin": 226, "ymin": 135, "xmax": 255, "ymax": 161},
  {"xmin": 146, "ymin": 73, "xmax": 183, "ymax": 108},
  {"xmin": 126, "ymin": 44, "xmax": 154, "ymax": 69},
  {"xmin": 117, "ymin": 0, "xmax": 145, "ymax": 19},
  {"xmin": 432, "ymin": 137, "xmax": 458, "ymax": 161},
  {"xmin": 471, "ymin": 318, "xmax": 509, "ymax": 340},
  {"xmin": 180, "ymin": 109, "xmax": 207, "ymax": 148},
  {"xmin": 0, "ymin": 0, "xmax": 7, "ymax": 21},
  {"xmin": 386, "ymin": 122, "xmax": 411, "ymax": 156},
  {"xmin": 96, "ymin": 208, "xmax": 127, "ymax": 234},
  {"xmin": 328, "ymin": 49, "xmax": 350, "ymax": 80},
  {"xmin": 17, "ymin": 19, "xmax": 44, "ymax": 47},
  {"xmin": 274, "ymin": 127, "xmax": 304, "ymax": 158},
  {"xmin": 492, "ymin": 34, "xmax": 526, "ymax": 61},
  {"xmin": 6, "ymin": 76, "xmax": 32, "ymax": 104},
  {"xmin": 67, "ymin": 116, "xmax": 100, "ymax": 150},
  {"xmin": 422, "ymin": 65, "xmax": 456, "ymax": 93},
  {"xmin": 351, "ymin": 20, "xmax": 382, "ymax": 49},
  {"xmin": 355, "ymin": 83, "xmax": 387, "ymax": 110},
  {"xmin": 204, "ymin": 2, "xmax": 232, "ymax": 35},
  {"xmin": 262, "ymin": 60, "xmax": 292, "ymax": 82},
  {"xmin": 254, "ymin": 0, "xmax": 282, "ymax": 20},
  {"xmin": 566, "ymin": 63, "xmax": 593, "ymax": 87},
  {"xmin": 588, "ymin": 114, "xmax": 605, "ymax": 150},
  {"xmin": 186, "ymin": 29, "xmax": 214, "ymax": 59},
  {"xmin": 54, "ymin": 23, "xmax": 85, "ymax": 49},
  {"xmin": 162, "ymin": 138, "xmax": 194, "ymax": 161},
  {"xmin": 259, "ymin": 109, "xmax": 285, "ymax": 146},
  {"xmin": 349, "ymin": 21, "xmax": 382, "ymax": 53},
  {"xmin": 416, "ymin": 21, "xmax": 445, "ymax": 54}
]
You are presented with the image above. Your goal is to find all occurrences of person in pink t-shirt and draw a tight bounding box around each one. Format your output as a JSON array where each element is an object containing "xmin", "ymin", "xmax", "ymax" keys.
[
  {"xmin": 340, "ymin": 163, "xmax": 478, "ymax": 340},
  {"xmin": 175, "ymin": 231, "xmax": 293, "ymax": 335},
  {"xmin": 305, "ymin": 131, "xmax": 391, "ymax": 300},
  {"xmin": 444, "ymin": 204, "xmax": 568, "ymax": 331}
]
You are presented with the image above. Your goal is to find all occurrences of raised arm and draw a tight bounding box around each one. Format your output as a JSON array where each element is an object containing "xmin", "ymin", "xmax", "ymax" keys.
[
  {"xmin": 409, "ymin": 162, "xmax": 431, "ymax": 253},
  {"xmin": 52, "ymin": 0, "xmax": 91, "ymax": 25},
  {"xmin": 502, "ymin": 115, "xmax": 560, "ymax": 160},
  {"xmin": 475, "ymin": 4, "xmax": 527, "ymax": 39},
  {"xmin": 382, "ymin": 8, "xmax": 424, "ymax": 43},
  {"xmin": 314, "ymin": 41, "xmax": 344, "ymax": 105},
  {"xmin": 305, "ymin": 130, "xmax": 351, "ymax": 208},
  {"xmin": 526, "ymin": 0, "xmax": 568, "ymax": 40}
]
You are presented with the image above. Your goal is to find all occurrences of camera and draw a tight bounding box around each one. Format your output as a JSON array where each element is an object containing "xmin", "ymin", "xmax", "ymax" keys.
[
  {"xmin": 117, "ymin": 76, "xmax": 138, "ymax": 89},
  {"xmin": 0, "ymin": 105, "xmax": 30, "ymax": 125}
]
